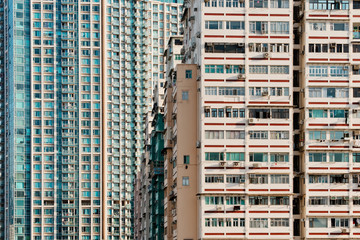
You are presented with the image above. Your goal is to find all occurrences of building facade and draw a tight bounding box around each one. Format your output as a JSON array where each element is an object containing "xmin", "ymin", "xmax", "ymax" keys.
[{"xmin": 2, "ymin": 0, "xmax": 182, "ymax": 240}]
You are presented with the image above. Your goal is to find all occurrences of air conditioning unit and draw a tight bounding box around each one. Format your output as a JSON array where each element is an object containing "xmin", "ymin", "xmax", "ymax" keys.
[
  {"xmin": 225, "ymin": 64, "xmax": 231, "ymax": 69},
  {"xmin": 233, "ymin": 161, "xmax": 239, "ymax": 166},
  {"xmin": 216, "ymin": 206, "xmax": 223, "ymax": 211},
  {"xmin": 354, "ymin": 65, "xmax": 360, "ymax": 70},
  {"xmin": 233, "ymin": 205, "xmax": 241, "ymax": 211},
  {"xmin": 299, "ymin": 120, "xmax": 304, "ymax": 125},
  {"xmin": 330, "ymin": 43, "xmax": 336, "ymax": 48},
  {"xmin": 263, "ymin": 52, "xmax": 270, "ymax": 58},
  {"xmin": 196, "ymin": 32, "xmax": 201, "ymax": 38},
  {"xmin": 262, "ymin": 91, "xmax": 269, "ymax": 96},
  {"xmin": 248, "ymin": 118, "xmax": 255, "ymax": 123},
  {"xmin": 319, "ymin": 139, "xmax": 326, "ymax": 142},
  {"xmin": 238, "ymin": 74, "xmax": 245, "ymax": 79},
  {"xmin": 238, "ymin": 43, "xmax": 244, "ymax": 47},
  {"xmin": 196, "ymin": 141, "xmax": 201, "ymax": 148},
  {"xmin": 204, "ymin": 106, "xmax": 211, "ymax": 110},
  {"xmin": 341, "ymin": 228, "xmax": 349, "ymax": 233},
  {"xmin": 204, "ymin": 0, "xmax": 210, "ymax": 3},
  {"xmin": 353, "ymin": 109, "xmax": 358, "ymax": 113},
  {"xmin": 253, "ymin": 163, "xmax": 261, "ymax": 168},
  {"xmin": 220, "ymin": 161, "xmax": 226, "ymax": 166}
]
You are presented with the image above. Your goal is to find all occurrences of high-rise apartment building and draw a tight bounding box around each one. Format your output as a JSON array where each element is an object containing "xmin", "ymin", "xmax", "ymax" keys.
[
  {"xmin": 154, "ymin": 0, "xmax": 360, "ymax": 239},
  {"xmin": 1, "ymin": 0, "xmax": 182, "ymax": 240}
]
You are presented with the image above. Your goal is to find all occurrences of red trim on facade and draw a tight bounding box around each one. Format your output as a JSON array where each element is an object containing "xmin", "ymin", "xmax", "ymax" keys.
[
  {"xmin": 329, "ymin": 102, "xmax": 349, "ymax": 104},
  {"xmin": 204, "ymin": 79, "xmax": 224, "ymax": 82},
  {"xmin": 270, "ymin": 233, "xmax": 290, "ymax": 235},
  {"xmin": 204, "ymin": 35, "xmax": 224, "ymax": 38},
  {"xmin": 204, "ymin": 210, "xmax": 224, "ymax": 213},
  {"xmin": 249, "ymin": 79, "xmax": 268, "ymax": 82},
  {"xmin": 329, "ymin": 58, "xmax": 349, "ymax": 61},
  {"xmin": 226, "ymin": 167, "xmax": 245, "ymax": 170},
  {"xmin": 249, "ymin": 101, "xmax": 268, "ymax": 104},
  {"xmin": 309, "ymin": 14, "xmax": 328, "ymax": 17},
  {"xmin": 330, "ymin": 211, "xmax": 349, "ymax": 213},
  {"xmin": 309, "ymin": 167, "xmax": 328, "ymax": 170},
  {"xmin": 204, "ymin": 145, "xmax": 224, "ymax": 148},
  {"xmin": 249, "ymin": 233, "xmax": 268, "ymax": 235},
  {"xmin": 226, "ymin": 123, "xmax": 246, "ymax": 126},
  {"xmin": 269, "ymin": 101, "xmax": 289, "ymax": 104},
  {"xmin": 249, "ymin": 210, "xmax": 268, "ymax": 213},
  {"xmin": 330, "ymin": 80, "xmax": 349, "ymax": 83},
  {"xmin": 205, "ymin": 233, "xmax": 224, "ymax": 236},
  {"xmin": 226, "ymin": 211, "xmax": 245, "ymax": 213},
  {"xmin": 330, "ymin": 189, "xmax": 349, "ymax": 191},
  {"xmin": 309, "ymin": 102, "xmax": 328, "ymax": 104},
  {"xmin": 249, "ymin": 14, "xmax": 268, "ymax": 16},
  {"xmin": 249, "ymin": 57, "xmax": 267, "ymax": 60},
  {"xmin": 270, "ymin": 36, "xmax": 290, "ymax": 39},
  {"xmin": 204, "ymin": 101, "xmax": 245, "ymax": 104},
  {"xmin": 330, "ymin": 232, "xmax": 350, "ymax": 235},
  {"xmin": 226, "ymin": 79, "xmax": 245, "ymax": 82},
  {"xmin": 270, "ymin": 210, "xmax": 289, "ymax": 213},
  {"xmin": 309, "ymin": 58, "xmax": 328, "ymax": 61},
  {"xmin": 270, "ymin": 123, "xmax": 289, "ymax": 126},
  {"xmin": 204, "ymin": 123, "xmax": 224, "ymax": 126},
  {"xmin": 270, "ymin": 80, "xmax": 289, "ymax": 82},
  {"xmin": 309, "ymin": 211, "xmax": 328, "ymax": 213},
  {"xmin": 309, "ymin": 36, "xmax": 328, "ymax": 39},
  {"xmin": 249, "ymin": 36, "xmax": 268, "ymax": 38},
  {"xmin": 309, "ymin": 189, "xmax": 328, "ymax": 191},
  {"xmin": 309, "ymin": 124, "xmax": 328, "ymax": 126},
  {"xmin": 204, "ymin": 189, "xmax": 224, "ymax": 191},
  {"xmin": 226, "ymin": 57, "xmax": 245, "ymax": 60},
  {"xmin": 248, "ymin": 145, "xmax": 268, "ymax": 148},
  {"xmin": 205, "ymin": 167, "xmax": 224, "ymax": 170},
  {"xmin": 204, "ymin": 57, "xmax": 224, "ymax": 60},
  {"xmin": 270, "ymin": 14, "xmax": 289, "ymax": 17},
  {"xmin": 309, "ymin": 146, "xmax": 328, "ymax": 148},
  {"xmin": 270, "ymin": 58, "xmax": 289, "ymax": 60},
  {"xmin": 226, "ymin": 233, "xmax": 245, "ymax": 235},
  {"xmin": 270, "ymin": 167, "xmax": 290, "ymax": 170},
  {"xmin": 249, "ymin": 189, "xmax": 269, "ymax": 191},
  {"xmin": 226, "ymin": 13, "xmax": 245, "ymax": 16},
  {"xmin": 226, "ymin": 189, "xmax": 245, "ymax": 191},
  {"xmin": 309, "ymin": 233, "xmax": 328, "ymax": 235},
  {"xmin": 309, "ymin": 80, "xmax": 328, "ymax": 83},
  {"xmin": 226, "ymin": 145, "xmax": 245, "ymax": 148},
  {"xmin": 329, "ymin": 124, "xmax": 349, "ymax": 126},
  {"xmin": 204, "ymin": 13, "xmax": 224, "ymax": 16},
  {"xmin": 269, "ymin": 145, "xmax": 289, "ymax": 148},
  {"xmin": 329, "ymin": 15, "xmax": 349, "ymax": 17},
  {"xmin": 270, "ymin": 189, "xmax": 289, "ymax": 191},
  {"xmin": 249, "ymin": 123, "xmax": 268, "ymax": 126},
  {"xmin": 226, "ymin": 35, "xmax": 245, "ymax": 38}
]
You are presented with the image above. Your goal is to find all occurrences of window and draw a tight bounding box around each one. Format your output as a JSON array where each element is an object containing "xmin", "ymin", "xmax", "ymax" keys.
[
  {"xmin": 271, "ymin": 218, "xmax": 289, "ymax": 227},
  {"xmin": 270, "ymin": 174, "xmax": 289, "ymax": 184},
  {"xmin": 270, "ymin": 22, "xmax": 289, "ymax": 34},
  {"xmin": 309, "ymin": 153, "xmax": 327, "ymax": 162},
  {"xmin": 330, "ymin": 174, "xmax": 349, "ymax": 183},
  {"xmin": 218, "ymin": 87, "xmax": 245, "ymax": 96},
  {"xmin": 309, "ymin": 196, "xmax": 328, "ymax": 205},
  {"xmin": 249, "ymin": 43, "xmax": 268, "ymax": 52},
  {"xmin": 226, "ymin": 196, "xmax": 245, "ymax": 205},
  {"xmin": 249, "ymin": 131, "xmax": 268, "ymax": 139},
  {"xmin": 309, "ymin": 0, "xmax": 349, "ymax": 10},
  {"xmin": 205, "ymin": 130, "xmax": 224, "ymax": 139},
  {"xmin": 185, "ymin": 70, "xmax": 192, "ymax": 79},
  {"xmin": 309, "ymin": 109, "xmax": 327, "ymax": 118},
  {"xmin": 250, "ymin": 218, "xmax": 268, "ymax": 228},
  {"xmin": 330, "ymin": 196, "xmax": 349, "ymax": 205},
  {"xmin": 184, "ymin": 155, "xmax": 190, "ymax": 164},
  {"xmin": 309, "ymin": 218, "xmax": 328, "ymax": 228},
  {"xmin": 270, "ymin": 196, "xmax": 289, "ymax": 205},
  {"xmin": 226, "ymin": 152, "xmax": 245, "ymax": 161},
  {"xmin": 309, "ymin": 175, "xmax": 328, "ymax": 183},
  {"xmin": 331, "ymin": 218, "xmax": 349, "ymax": 228},
  {"xmin": 269, "ymin": 43, "xmax": 289, "ymax": 52},
  {"xmin": 205, "ymin": 65, "xmax": 224, "ymax": 73},
  {"xmin": 329, "ymin": 153, "xmax": 349, "ymax": 162},
  {"xmin": 226, "ymin": 130, "xmax": 245, "ymax": 139},
  {"xmin": 329, "ymin": 109, "xmax": 348, "ymax": 118},
  {"xmin": 205, "ymin": 175, "xmax": 224, "ymax": 183},
  {"xmin": 249, "ymin": 21, "xmax": 268, "ymax": 34},
  {"xmin": 226, "ymin": 21, "xmax": 245, "ymax": 30},
  {"xmin": 182, "ymin": 91, "xmax": 189, "ymax": 100},
  {"xmin": 354, "ymin": 153, "xmax": 360, "ymax": 163},
  {"xmin": 182, "ymin": 177, "xmax": 189, "ymax": 186},
  {"xmin": 205, "ymin": 43, "xmax": 245, "ymax": 54},
  {"xmin": 330, "ymin": 66, "xmax": 348, "ymax": 77},
  {"xmin": 250, "ymin": 0, "xmax": 268, "ymax": 8},
  {"xmin": 205, "ymin": 87, "xmax": 217, "ymax": 95},
  {"xmin": 249, "ymin": 153, "xmax": 268, "ymax": 162},
  {"xmin": 270, "ymin": 0, "xmax": 289, "ymax": 8},
  {"xmin": 249, "ymin": 174, "xmax": 268, "ymax": 184},
  {"xmin": 205, "ymin": 196, "xmax": 224, "ymax": 205},
  {"xmin": 249, "ymin": 196, "xmax": 268, "ymax": 205},
  {"xmin": 309, "ymin": 22, "xmax": 326, "ymax": 31},
  {"xmin": 270, "ymin": 153, "xmax": 289, "ymax": 162},
  {"xmin": 270, "ymin": 131, "xmax": 289, "ymax": 139},
  {"xmin": 330, "ymin": 22, "xmax": 349, "ymax": 31},
  {"xmin": 309, "ymin": 66, "xmax": 328, "ymax": 77},
  {"xmin": 249, "ymin": 65, "xmax": 268, "ymax": 74},
  {"xmin": 205, "ymin": 152, "xmax": 224, "ymax": 161},
  {"xmin": 249, "ymin": 109, "xmax": 270, "ymax": 118},
  {"xmin": 309, "ymin": 131, "xmax": 326, "ymax": 140},
  {"xmin": 270, "ymin": 66, "xmax": 289, "ymax": 74},
  {"xmin": 205, "ymin": 21, "xmax": 223, "ymax": 29},
  {"xmin": 226, "ymin": 174, "xmax": 245, "ymax": 183}
]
